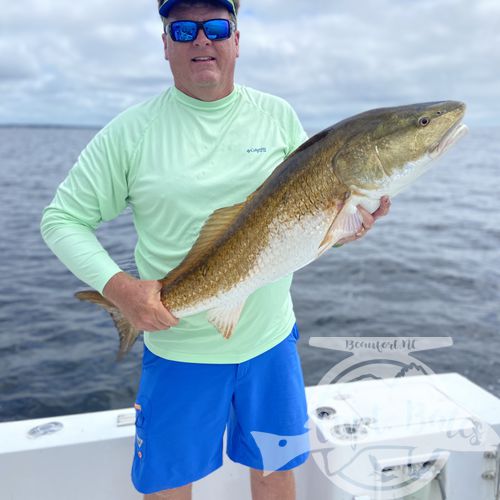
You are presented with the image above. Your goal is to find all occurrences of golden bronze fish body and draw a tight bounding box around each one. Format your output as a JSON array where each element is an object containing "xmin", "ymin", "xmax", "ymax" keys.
[
  {"xmin": 75, "ymin": 101, "xmax": 467, "ymax": 356},
  {"xmin": 157, "ymin": 101, "xmax": 466, "ymax": 319}
]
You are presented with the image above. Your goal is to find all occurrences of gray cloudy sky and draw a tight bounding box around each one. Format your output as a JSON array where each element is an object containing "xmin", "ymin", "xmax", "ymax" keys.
[{"xmin": 1, "ymin": 0, "xmax": 499, "ymax": 131}]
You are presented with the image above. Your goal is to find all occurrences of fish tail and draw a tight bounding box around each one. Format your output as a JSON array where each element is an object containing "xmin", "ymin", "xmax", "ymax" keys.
[{"xmin": 74, "ymin": 290, "xmax": 140, "ymax": 361}]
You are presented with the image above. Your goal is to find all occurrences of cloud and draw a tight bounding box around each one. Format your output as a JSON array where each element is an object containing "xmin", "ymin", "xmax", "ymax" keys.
[
  {"xmin": 0, "ymin": 0, "xmax": 498, "ymax": 129},
  {"xmin": 237, "ymin": 0, "xmax": 499, "ymax": 130}
]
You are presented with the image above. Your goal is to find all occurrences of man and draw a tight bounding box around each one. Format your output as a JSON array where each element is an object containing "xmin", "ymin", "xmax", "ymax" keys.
[{"xmin": 41, "ymin": 0, "xmax": 390, "ymax": 498}]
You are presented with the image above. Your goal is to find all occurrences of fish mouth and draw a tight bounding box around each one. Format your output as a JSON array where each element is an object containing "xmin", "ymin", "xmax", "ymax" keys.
[{"xmin": 429, "ymin": 120, "xmax": 468, "ymax": 159}]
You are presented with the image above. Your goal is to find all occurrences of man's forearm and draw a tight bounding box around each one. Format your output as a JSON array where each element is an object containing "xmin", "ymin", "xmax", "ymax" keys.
[{"xmin": 40, "ymin": 208, "xmax": 122, "ymax": 293}]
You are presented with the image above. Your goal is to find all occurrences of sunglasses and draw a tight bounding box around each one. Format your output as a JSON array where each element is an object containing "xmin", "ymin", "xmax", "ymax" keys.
[{"xmin": 166, "ymin": 19, "xmax": 236, "ymax": 43}]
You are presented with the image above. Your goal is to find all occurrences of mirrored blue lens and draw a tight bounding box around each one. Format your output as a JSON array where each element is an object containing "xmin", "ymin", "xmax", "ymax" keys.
[
  {"xmin": 169, "ymin": 19, "xmax": 232, "ymax": 42},
  {"xmin": 170, "ymin": 21, "xmax": 198, "ymax": 42},
  {"xmin": 203, "ymin": 20, "xmax": 231, "ymax": 40}
]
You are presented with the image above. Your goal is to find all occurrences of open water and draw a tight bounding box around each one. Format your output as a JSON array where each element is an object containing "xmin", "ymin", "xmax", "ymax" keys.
[{"xmin": 0, "ymin": 125, "xmax": 499, "ymax": 422}]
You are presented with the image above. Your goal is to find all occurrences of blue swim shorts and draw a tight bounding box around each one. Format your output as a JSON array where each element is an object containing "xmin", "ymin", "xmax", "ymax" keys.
[{"xmin": 131, "ymin": 324, "xmax": 310, "ymax": 494}]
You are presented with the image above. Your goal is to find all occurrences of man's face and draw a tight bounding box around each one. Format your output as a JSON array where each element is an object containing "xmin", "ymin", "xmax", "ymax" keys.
[{"xmin": 162, "ymin": 4, "xmax": 240, "ymax": 101}]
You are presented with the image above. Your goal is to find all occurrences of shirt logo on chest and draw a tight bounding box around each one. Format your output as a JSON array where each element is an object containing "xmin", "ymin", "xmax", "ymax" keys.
[{"xmin": 247, "ymin": 147, "xmax": 267, "ymax": 154}]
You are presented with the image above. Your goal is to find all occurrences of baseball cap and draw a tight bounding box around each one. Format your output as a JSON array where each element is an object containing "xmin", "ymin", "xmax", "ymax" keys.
[{"xmin": 159, "ymin": 0, "xmax": 237, "ymax": 18}]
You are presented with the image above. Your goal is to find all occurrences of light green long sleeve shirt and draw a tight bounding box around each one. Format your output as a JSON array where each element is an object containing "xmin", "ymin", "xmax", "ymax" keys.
[{"xmin": 41, "ymin": 85, "xmax": 308, "ymax": 363}]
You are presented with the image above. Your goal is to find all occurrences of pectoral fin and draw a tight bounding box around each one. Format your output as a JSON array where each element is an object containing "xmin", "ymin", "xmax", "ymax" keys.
[
  {"xmin": 207, "ymin": 301, "xmax": 246, "ymax": 339},
  {"xmin": 318, "ymin": 203, "xmax": 363, "ymax": 256}
]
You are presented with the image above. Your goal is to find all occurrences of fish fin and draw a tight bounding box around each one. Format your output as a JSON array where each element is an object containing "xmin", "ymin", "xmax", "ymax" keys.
[
  {"xmin": 160, "ymin": 200, "xmax": 251, "ymax": 288},
  {"xmin": 74, "ymin": 290, "xmax": 141, "ymax": 360},
  {"xmin": 318, "ymin": 203, "xmax": 363, "ymax": 256},
  {"xmin": 206, "ymin": 301, "xmax": 246, "ymax": 339}
]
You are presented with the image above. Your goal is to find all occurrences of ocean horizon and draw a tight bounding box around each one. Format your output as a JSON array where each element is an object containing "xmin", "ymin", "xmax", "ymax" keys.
[{"xmin": 0, "ymin": 124, "xmax": 499, "ymax": 422}]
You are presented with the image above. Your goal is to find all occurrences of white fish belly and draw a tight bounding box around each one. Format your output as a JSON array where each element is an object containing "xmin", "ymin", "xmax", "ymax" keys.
[
  {"xmin": 173, "ymin": 210, "xmax": 332, "ymax": 317},
  {"xmin": 353, "ymin": 154, "xmax": 434, "ymax": 214}
]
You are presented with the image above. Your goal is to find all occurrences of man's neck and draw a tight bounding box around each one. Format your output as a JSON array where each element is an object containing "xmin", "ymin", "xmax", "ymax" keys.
[{"xmin": 174, "ymin": 83, "xmax": 235, "ymax": 102}]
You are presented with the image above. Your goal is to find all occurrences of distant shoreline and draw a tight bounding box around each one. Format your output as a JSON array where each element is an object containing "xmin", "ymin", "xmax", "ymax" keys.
[
  {"xmin": 1, "ymin": 123, "xmax": 498, "ymax": 136},
  {"xmin": 0, "ymin": 123, "xmax": 101, "ymax": 130}
]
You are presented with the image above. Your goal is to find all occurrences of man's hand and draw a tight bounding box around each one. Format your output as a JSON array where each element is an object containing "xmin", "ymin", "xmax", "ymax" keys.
[
  {"xmin": 336, "ymin": 196, "xmax": 391, "ymax": 246},
  {"xmin": 103, "ymin": 272, "xmax": 179, "ymax": 331}
]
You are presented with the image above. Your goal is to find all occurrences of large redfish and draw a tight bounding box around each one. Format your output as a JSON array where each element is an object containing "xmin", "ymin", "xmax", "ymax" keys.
[{"xmin": 76, "ymin": 101, "xmax": 467, "ymax": 358}]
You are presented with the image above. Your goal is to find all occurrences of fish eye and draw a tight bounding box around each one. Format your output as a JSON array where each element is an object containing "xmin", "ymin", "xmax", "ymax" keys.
[{"xmin": 418, "ymin": 116, "xmax": 430, "ymax": 127}]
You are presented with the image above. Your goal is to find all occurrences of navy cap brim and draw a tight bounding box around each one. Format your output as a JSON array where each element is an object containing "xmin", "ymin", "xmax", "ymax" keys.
[{"xmin": 159, "ymin": 0, "xmax": 236, "ymax": 18}]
